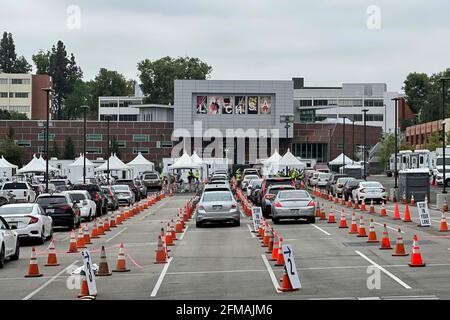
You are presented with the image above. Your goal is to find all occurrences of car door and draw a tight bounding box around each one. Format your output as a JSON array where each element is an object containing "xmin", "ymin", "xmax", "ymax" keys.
[
  {"xmin": 0, "ymin": 218, "xmax": 15, "ymax": 256},
  {"xmin": 38, "ymin": 205, "xmax": 52, "ymax": 237}
]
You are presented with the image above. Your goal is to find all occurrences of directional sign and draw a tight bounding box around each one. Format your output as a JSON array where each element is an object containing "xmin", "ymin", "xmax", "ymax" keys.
[
  {"xmin": 251, "ymin": 207, "xmax": 262, "ymax": 233},
  {"xmin": 417, "ymin": 202, "xmax": 431, "ymax": 227},
  {"xmin": 281, "ymin": 244, "xmax": 301, "ymax": 289},
  {"xmin": 81, "ymin": 250, "xmax": 97, "ymax": 296}
]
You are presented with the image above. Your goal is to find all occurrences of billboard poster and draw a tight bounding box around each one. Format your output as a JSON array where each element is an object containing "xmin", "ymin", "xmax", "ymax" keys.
[
  {"xmin": 248, "ymin": 96, "xmax": 258, "ymax": 114},
  {"xmin": 235, "ymin": 96, "xmax": 246, "ymax": 114},
  {"xmin": 196, "ymin": 96, "xmax": 207, "ymax": 114},
  {"xmin": 260, "ymin": 96, "xmax": 272, "ymax": 114},
  {"xmin": 208, "ymin": 96, "xmax": 221, "ymax": 114},
  {"xmin": 222, "ymin": 96, "xmax": 233, "ymax": 114}
]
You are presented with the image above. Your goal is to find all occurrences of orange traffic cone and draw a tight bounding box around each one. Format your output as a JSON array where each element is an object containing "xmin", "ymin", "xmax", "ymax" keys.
[
  {"xmin": 278, "ymin": 268, "xmax": 299, "ymax": 292},
  {"xmin": 347, "ymin": 198, "xmax": 353, "ymax": 208},
  {"xmin": 444, "ymin": 198, "xmax": 449, "ymax": 212},
  {"xmin": 112, "ymin": 243, "xmax": 130, "ymax": 272},
  {"xmin": 275, "ymin": 237, "xmax": 285, "ymax": 266},
  {"xmin": 360, "ymin": 201, "xmax": 367, "ymax": 212},
  {"xmin": 379, "ymin": 224, "xmax": 392, "ymax": 250},
  {"xmin": 402, "ymin": 192, "xmax": 407, "ymax": 205},
  {"xmin": 25, "ymin": 246, "xmax": 43, "ymax": 277},
  {"xmin": 341, "ymin": 194, "xmax": 346, "ymax": 205},
  {"xmin": 334, "ymin": 195, "xmax": 339, "ymax": 204},
  {"xmin": 392, "ymin": 203, "xmax": 401, "ymax": 220},
  {"xmin": 110, "ymin": 211, "xmax": 117, "ymax": 228},
  {"xmin": 349, "ymin": 212, "xmax": 358, "ymax": 234},
  {"xmin": 392, "ymin": 228, "xmax": 408, "ymax": 256},
  {"xmin": 369, "ymin": 199, "xmax": 375, "ymax": 214},
  {"xmin": 165, "ymin": 223, "xmax": 174, "ymax": 246},
  {"xmin": 170, "ymin": 220, "xmax": 177, "ymax": 241},
  {"xmin": 339, "ymin": 210, "xmax": 348, "ymax": 228},
  {"xmin": 354, "ymin": 200, "xmax": 359, "ymax": 210},
  {"xmin": 67, "ymin": 229, "xmax": 78, "ymax": 253},
  {"xmin": 328, "ymin": 209, "xmax": 336, "ymax": 223},
  {"xmin": 175, "ymin": 217, "xmax": 183, "ymax": 233},
  {"xmin": 357, "ymin": 216, "xmax": 367, "ymax": 237},
  {"xmin": 380, "ymin": 202, "xmax": 387, "ymax": 217},
  {"xmin": 315, "ymin": 203, "xmax": 321, "ymax": 217},
  {"xmin": 76, "ymin": 227, "xmax": 86, "ymax": 249},
  {"xmin": 116, "ymin": 210, "xmax": 123, "ymax": 225},
  {"xmin": 410, "ymin": 195, "xmax": 415, "ymax": 206},
  {"xmin": 262, "ymin": 224, "xmax": 270, "ymax": 247},
  {"xmin": 97, "ymin": 246, "xmax": 112, "ymax": 276},
  {"xmin": 104, "ymin": 215, "xmax": 111, "ymax": 232},
  {"xmin": 439, "ymin": 211, "xmax": 449, "ymax": 232},
  {"xmin": 45, "ymin": 239, "xmax": 59, "ymax": 267},
  {"xmin": 320, "ymin": 205, "xmax": 327, "ymax": 221},
  {"xmin": 91, "ymin": 219, "xmax": 99, "ymax": 239},
  {"xmin": 403, "ymin": 205, "xmax": 412, "ymax": 222},
  {"xmin": 83, "ymin": 223, "xmax": 92, "ymax": 244},
  {"xmin": 270, "ymin": 232, "xmax": 279, "ymax": 261},
  {"xmin": 409, "ymin": 235, "xmax": 425, "ymax": 267},
  {"xmin": 266, "ymin": 228, "xmax": 274, "ymax": 254},
  {"xmin": 155, "ymin": 235, "xmax": 167, "ymax": 264},
  {"xmin": 367, "ymin": 219, "xmax": 379, "ymax": 243},
  {"xmin": 78, "ymin": 273, "xmax": 96, "ymax": 299},
  {"xmin": 98, "ymin": 218, "xmax": 105, "ymax": 235}
]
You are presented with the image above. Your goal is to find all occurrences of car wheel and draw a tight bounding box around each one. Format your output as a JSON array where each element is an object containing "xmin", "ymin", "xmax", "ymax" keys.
[
  {"xmin": 308, "ymin": 217, "xmax": 316, "ymax": 224},
  {"xmin": 10, "ymin": 241, "xmax": 19, "ymax": 261},
  {"xmin": 446, "ymin": 180, "xmax": 450, "ymax": 188},
  {"xmin": 272, "ymin": 218, "xmax": 280, "ymax": 224},
  {"xmin": 38, "ymin": 228, "xmax": 45, "ymax": 245},
  {"xmin": 196, "ymin": 221, "xmax": 203, "ymax": 228},
  {"xmin": 0, "ymin": 245, "xmax": 5, "ymax": 269},
  {"xmin": 47, "ymin": 225, "xmax": 54, "ymax": 240},
  {"xmin": 234, "ymin": 220, "xmax": 240, "ymax": 227}
]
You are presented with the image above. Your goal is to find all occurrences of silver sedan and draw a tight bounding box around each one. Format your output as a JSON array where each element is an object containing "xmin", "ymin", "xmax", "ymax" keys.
[
  {"xmin": 270, "ymin": 190, "xmax": 315, "ymax": 224},
  {"xmin": 196, "ymin": 190, "xmax": 240, "ymax": 227}
]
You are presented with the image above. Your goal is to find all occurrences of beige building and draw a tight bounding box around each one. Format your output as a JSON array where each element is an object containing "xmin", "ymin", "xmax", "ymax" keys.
[{"xmin": 0, "ymin": 73, "xmax": 33, "ymax": 118}]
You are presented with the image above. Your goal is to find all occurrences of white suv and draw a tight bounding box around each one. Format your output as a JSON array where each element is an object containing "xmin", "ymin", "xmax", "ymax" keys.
[{"xmin": 1, "ymin": 182, "xmax": 36, "ymax": 203}]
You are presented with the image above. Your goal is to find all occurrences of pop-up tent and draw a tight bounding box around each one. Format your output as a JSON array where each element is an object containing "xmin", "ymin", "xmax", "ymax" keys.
[
  {"xmin": 169, "ymin": 152, "xmax": 202, "ymax": 170},
  {"xmin": 18, "ymin": 155, "xmax": 60, "ymax": 174},
  {"xmin": 95, "ymin": 154, "xmax": 132, "ymax": 179},
  {"xmin": 67, "ymin": 154, "xmax": 96, "ymax": 183},
  {"xmin": 278, "ymin": 149, "xmax": 306, "ymax": 170},
  {"xmin": 329, "ymin": 153, "xmax": 353, "ymax": 166},
  {"xmin": 0, "ymin": 156, "xmax": 18, "ymax": 181},
  {"xmin": 191, "ymin": 151, "xmax": 203, "ymax": 165},
  {"xmin": 127, "ymin": 152, "xmax": 155, "ymax": 179},
  {"xmin": 261, "ymin": 150, "xmax": 283, "ymax": 176}
]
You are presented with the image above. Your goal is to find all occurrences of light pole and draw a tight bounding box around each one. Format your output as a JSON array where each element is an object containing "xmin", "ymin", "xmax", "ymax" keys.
[
  {"xmin": 81, "ymin": 105, "xmax": 89, "ymax": 185},
  {"xmin": 106, "ymin": 115, "xmax": 112, "ymax": 185},
  {"xmin": 342, "ymin": 116, "xmax": 346, "ymax": 171},
  {"xmin": 441, "ymin": 78, "xmax": 450, "ymax": 194},
  {"xmin": 362, "ymin": 109, "xmax": 369, "ymax": 180},
  {"xmin": 280, "ymin": 114, "xmax": 295, "ymax": 175},
  {"xmin": 391, "ymin": 98, "xmax": 400, "ymax": 192},
  {"xmin": 350, "ymin": 118, "xmax": 355, "ymax": 164},
  {"xmin": 42, "ymin": 87, "xmax": 54, "ymax": 193}
]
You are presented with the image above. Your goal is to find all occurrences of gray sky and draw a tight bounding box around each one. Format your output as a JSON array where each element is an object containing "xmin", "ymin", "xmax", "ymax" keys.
[{"xmin": 1, "ymin": 0, "xmax": 449, "ymax": 92}]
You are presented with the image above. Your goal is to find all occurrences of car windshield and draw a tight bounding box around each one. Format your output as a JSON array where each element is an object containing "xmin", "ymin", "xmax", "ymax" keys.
[
  {"xmin": 251, "ymin": 180, "xmax": 263, "ymax": 187},
  {"xmin": 0, "ymin": 206, "xmax": 34, "ymax": 215},
  {"xmin": 318, "ymin": 173, "xmax": 331, "ymax": 179},
  {"xmin": 347, "ymin": 180, "xmax": 362, "ymax": 187},
  {"xmin": 337, "ymin": 178, "xmax": 354, "ymax": 184},
  {"xmin": 203, "ymin": 192, "xmax": 232, "ymax": 202},
  {"xmin": 268, "ymin": 186, "xmax": 295, "ymax": 196},
  {"xmin": 73, "ymin": 184, "xmax": 99, "ymax": 192},
  {"xmin": 244, "ymin": 175, "xmax": 259, "ymax": 180},
  {"xmin": 51, "ymin": 181, "xmax": 66, "ymax": 186},
  {"xmin": 144, "ymin": 174, "xmax": 158, "ymax": 179},
  {"xmin": 278, "ymin": 190, "xmax": 310, "ymax": 200},
  {"xmin": 68, "ymin": 193, "xmax": 86, "ymax": 201},
  {"xmin": 36, "ymin": 196, "xmax": 68, "ymax": 205},
  {"xmin": 361, "ymin": 182, "xmax": 382, "ymax": 188},
  {"xmin": 3, "ymin": 182, "xmax": 27, "ymax": 189},
  {"xmin": 116, "ymin": 180, "xmax": 135, "ymax": 187},
  {"xmin": 113, "ymin": 185, "xmax": 129, "ymax": 191}
]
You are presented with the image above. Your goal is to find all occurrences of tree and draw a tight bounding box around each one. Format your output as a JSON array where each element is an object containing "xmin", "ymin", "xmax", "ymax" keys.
[
  {"xmin": 110, "ymin": 136, "xmax": 120, "ymax": 159},
  {"xmin": 379, "ymin": 133, "xmax": 396, "ymax": 170},
  {"xmin": 138, "ymin": 56, "xmax": 212, "ymax": 104},
  {"xmin": 32, "ymin": 50, "xmax": 51, "ymax": 74},
  {"xmin": 0, "ymin": 138, "xmax": 24, "ymax": 167},
  {"xmin": 49, "ymin": 140, "xmax": 61, "ymax": 159},
  {"xmin": 0, "ymin": 109, "xmax": 28, "ymax": 120},
  {"xmin": 63, "ymin": 137, "xmax": 76, "ymax": 159},
  {"xmin": 0, "ymin": 32, "xmax": 32, "ymax": 73},
  {"xmin": 425, "ymin": 131, "xmax": 441, "ymax": 151},
  {"xmin": 64, "ymin": 79, "xmax": 92, "ymax": 119}
]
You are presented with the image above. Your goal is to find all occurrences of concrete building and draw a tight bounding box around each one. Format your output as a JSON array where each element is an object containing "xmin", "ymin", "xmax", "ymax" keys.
[
  {"xmin": 0, "ymin": 73, "xmax": 51, "ymax": 120},
  {"xmin": 405, "ymin": 119, "xmax": 450, "ymax": 150}
]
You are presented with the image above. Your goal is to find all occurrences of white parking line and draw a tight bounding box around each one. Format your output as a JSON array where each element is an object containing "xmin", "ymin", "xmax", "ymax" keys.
[
  {"xmin": 150, "ymin": 257, "xmax": 173, "ymax": 297},
  {"xmin": 105, "ymin": 227, "xmax": 128, "ymax": 243},
  {"xmin": 22, "ymin": 261, "xmax": 79, "ymax": 300},
  {"xmin": 179, "ymin": 226, "xmax": 189, "ymax": 241},
  {"xmin": 261, "ymin": 255, "xmax": 282, "ymax": 294},
  {"xmin": 311, "ymin": 224, "xmax": 331, "ymax": 236},
  {"xmin": 355, "ymin": 251, "xmax": 411, "ymax": 289},
  {"xmin": 247, "ymin": 224, "xmax": 257, "ymax": 238}
]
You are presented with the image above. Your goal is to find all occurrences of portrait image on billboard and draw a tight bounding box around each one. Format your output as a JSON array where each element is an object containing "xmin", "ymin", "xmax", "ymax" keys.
[
  {"xmin": 235, "ymin": 96, "xmax": 246, "ymax": 115},
  {"xmin": 208, "ymin": 96, "xmax": 221, "ymax": 114},
  {"xmin": 260, "ymin": 96, "xmax": 272, "ymax": 114},
  {"xmin": 248, "ymin": 96, "xmax": 258, "ymax": 115},
  {"xmin": 196, "ymin": 96, "xmax": 207, "ymax": 114},
  {"xmin": 222, "ymin": 96, "xmax": 233, "ymax": 114}
]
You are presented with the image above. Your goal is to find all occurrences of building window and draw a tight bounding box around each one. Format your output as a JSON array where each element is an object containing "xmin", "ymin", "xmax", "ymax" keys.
[
  {"xmin": 292, "ymin": 143, "xmax": 328, "ymax": 163},
  {"xmin": 364, "ymin": 99, "xmax": 384, "ymax": 107},
  {"xmin": 0, "ymin": 92, "xmax": 7, "ymax": 98},
  {"xmin": 0, "ymin": 79, "xmax": 7, "ymax": 84},
  {"xmin": 38, "ymin": 146, "xmax": 46, "ymax": 153},
  {"xmin": 119, "ymin": 114, "xmax": 138, "ymax": 121},
  {"xmin": 313, "ymin": 100, "xmax": 328, "ymax": 106},
  {"xmin": 299, "ymin": 109, "xmax": 316, "ymax": 123},
  {"xmin": 100, "ymin": 101, "xmax": 118, "ymax": 108},
  {"xmin": 11, "ymin": 79, "xmax": 30, "ymax": 85},
  {"xmin": 339, "ymin": 99, "xmax": 362, "ymax": 107},
  {"xmin": 133, "ymin": 147, "xmax": 149, "ymax": 154},
  {"xmin": 100, "ymin": 115, "xmax": 118, "ymax": 121},
  {"xmin": 298, "ymin": 100, "xmax": 313, "ymax": 107},
  {"xmin": 365, "ymin": 114, "xmax": 384, "ymax": 122},
  {"xmin": 86, "ymin": 134, "xmax": 103, "ymax": 141},
  {"xmin": 15, "ymin": 140, "xmax": 31, "ymax": 147},
  {"xmin": 14, "ymin": 92, "xmax": 29, "ymax": 98},
  {"xmin": 157, "ymin": 141, "xmax": 173, "ymax": 148},
  {"xmin": 86, "ymin": 147, "xmax": 102, "ymax": 154},
  {"xmin": 38, "ymin": 132, "xmax": 55, "ymax": 141},
  {"xmin": 9, "ymin": 106, "xmax": 30, "ymax": 113},
  {"xmin": 133, "ymin": 134, "xmax": 149, "ymax": 142}
]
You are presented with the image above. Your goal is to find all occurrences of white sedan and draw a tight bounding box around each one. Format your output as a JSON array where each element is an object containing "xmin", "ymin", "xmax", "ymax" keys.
[
  {"xmin": 0, "ymin": 203, "xmax": 53, "ymax": 244},
  {"xmin": 64, "ymin": 191, "xmax": 96, "ymax": 222},
  {"xmin": 352, "ymin": 181, "xmax": 387, "ymax": 204},
  {"xmin": 0, "ymin": 216, "xmax": 20, "ymax": 268}
]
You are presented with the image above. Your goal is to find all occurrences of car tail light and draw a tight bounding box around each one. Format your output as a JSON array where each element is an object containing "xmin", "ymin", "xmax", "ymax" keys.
[
  {"xmin": 307, "ymin": 201, "xmax": 315, "ymax": 207},
  {"xmin": 274, "ymin": 202, "xmax": 282, "ymax": 207},
  {"xmin": 26, "ymin": 215, "xmax": 38, "ymax": 224}
]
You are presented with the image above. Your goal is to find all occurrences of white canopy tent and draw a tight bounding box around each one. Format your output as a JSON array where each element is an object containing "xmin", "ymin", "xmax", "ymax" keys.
[
  {"xmin": 191, "ymin": 151, "xmax": 203, "ymax": 165},
  {"xmin": 169, "ymin": 152, "xmax": 202, "ymax": 170},
  {"xmin": 329, "ymin": 153, "xmax": 354, "ymax": 166},
  {"xmin": 67, "ymin": 154, "xmax": 96, "ymax": 183},
  {"xmin": 0, "ymin": 156, "xmax": 18, "ymax": 181},
  {"xmin": 95, "ymin": 154, "xmax": 131, "ymax": 180},
  {"xmin": 127, "ymin": 153, "xmax": 155, "ymax": 179},
  {"xmin": 261, "ymin": 150, "xmax": 283, "ymax": 176},
  {"xmin": 278, "ymin": 149, "xmax": 307, "ymax": 171},
  {"xmin": 18, "ymin": 155, "xmax": 60, "ymax": 174}
]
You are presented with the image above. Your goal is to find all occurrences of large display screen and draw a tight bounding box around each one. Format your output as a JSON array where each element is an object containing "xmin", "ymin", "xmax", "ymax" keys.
[{"xmin": 195, "ymin": 95, "xmax": 274, "ymax": 115}]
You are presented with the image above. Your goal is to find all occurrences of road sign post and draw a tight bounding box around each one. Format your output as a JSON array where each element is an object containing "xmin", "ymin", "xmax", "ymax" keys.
[
  {"xmin": 252, "ymin": 207, "xmax": 262, "ymax": 233},
  {"xmin": 417, "ymin": 202, "xmax": 431, "ymax": 227},
  {"xmin": 281, "ymin": 244, "xmax": 301, "ymax": 290},
  {"xmin": 81, "ymin": 250, "xmax": 98, "ymax": 296}
]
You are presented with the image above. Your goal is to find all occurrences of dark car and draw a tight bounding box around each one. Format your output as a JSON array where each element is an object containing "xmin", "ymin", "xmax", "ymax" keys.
[
  {"xmin": 326, "ymin": 174, "xmax": 349, "ymax": 194},
  {"xmin": 72, "ymin": 184, "xmax": 108, "ymax": 216},
  {"xmin": 115, "ymin": 179, "xmax": 140, "ymax": 201},
  {"xmin": 343, "ymin": 179, "xmax": 364, "ymax": 201},
  {"xmin": 142, "ymin": 172, "xmax": 162, "ymax": 191},
  {"xmin": 101, "ymin": 186, "xmax": 119, "ymax": 211},
  {"xmin": 35, "ymin": 193, "xmax": 81, "ymax": 230},
  {"xmin": 133, "ymin": 179, "xmax": 147, "ymax": 199},
  {"xmin": 262, "ymin": 185, "xmax": 296, "ymax": 218},
  {"xmin": 259, "ymin": 177, "xmax": 295, "ymax": 206},
  {"xmin": 248, "ymin": 179, "xmax": 263, "ymax": 205}
]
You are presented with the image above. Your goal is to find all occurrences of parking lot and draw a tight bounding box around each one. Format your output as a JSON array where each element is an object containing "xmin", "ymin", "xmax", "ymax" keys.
[{"xmin": 1, "ymin": 183, "xmax": 450, "ymax": 300}]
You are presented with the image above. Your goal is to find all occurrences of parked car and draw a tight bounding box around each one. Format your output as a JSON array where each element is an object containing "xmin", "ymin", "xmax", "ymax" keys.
[
  {"xmin": 0, "ymin": 216, "xmax": 20, "ymax": 268},
  {"xmin": 326, "ymin": 174, "xmax": 348, "ymax": 194},
  {"xmin": 142, "ymin": 172, "xmax": 162, "ymax": 191},
  {"xmin": 35, "ymin": 193, "xmax": 81, "ymax": 230},
  {"xmin": 100, "ymin": 186, "xmax": 119, "ymax": 211},
  {"xmin": 31, "ymin": 184, "xmax": 44, "ymax": 196},
  {"xmin": 352, "ymin": 181, "xmax": 387, "ymax": 204},
  {"xmin": 262, "ymin": 185, "xmax": 296, "ymax": 218},
  {"xmin": 210, "ymin": 174, "xmax": 228, "ymax": 183},
  {"xmin": 115, "ymin": 179, "xmax": 140, "ymax": 201},
  {"xmin": 333, "ymin": 177, "xmax": 356, "ymax": 197},
  {"xmin": 50, "ymin": 179, "xmax": 72, "ymax": 192},
  {"xmin": 112, "ymin": 185, "xmax": 135, "ymax": 206},
  {"xmin": 64, "ymin": 190, "xmax": 97, "ymax": 222},
  {"xmin": 0, "ymin": 203, "xmax": 53, "ymax": 244},
  {"xmin": 247, "ymin": 178, "xmax": 263, "ymax": 199},
  {"xmin": 134, "ymin": 179, "xmax": 147, "ymax": 199},
  {"xmin": 316, "ymin": 172, "xmax": 332, "ymax": 188},
  {"xmin": 241, "ymin": 174, "xmax": 259, "ymax": 191},
  {"xmin": 196, "ymin": 190, "xmax": 239, "ymax": 227},
  {"xmin": 71, "ymin": 184, "xmax": 108, "ymax": 216},
  {"xmin": 1, "ymin": 181, "xmax": 36, "ymax": 203},
  {"xmin": 271, "ymin": 189, "xmax": 315, "ymax": 224},
  {"xmin": 0, "ymin": 190, "xmax": 15, "ymax": 207},
  {"xmin": 243, "ymin": 168, "xmax": 260, "ymax": 178},
  {"xmin": 306, "ymin": 171, "xmax": 318, "ymax": 187},
  {"xmin": 259, "ymin": 177, "xmax": 295, "ymax": 207},
  {"xmin": 342, "ymin": 179, "xmax": 364, "ymax": 201}
]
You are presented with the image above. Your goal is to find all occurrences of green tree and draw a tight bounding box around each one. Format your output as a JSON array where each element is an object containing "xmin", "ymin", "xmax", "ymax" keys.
[
  {"xmin": 138, "ymin": 56, "xmax": 212, "ymax": 104},
  {"xmin": 63, "ymin": 137, "xmax": 76, "ymax": 159},
  {"xmin": 49, "ymin": 140, "xmax": 61, "ymax": 159},
  {"xmin": 110, "ymin": 135, "xmax": 121, "ymax": 159},
  {"xmin": 0, "ymin": 138, "xmax": 24, "ymax": 167},
  {"xmin": 32, "ymin": 49, "xmax": 51, "ymax": 74},
  {"xmin": 425, "ymin": 131, "xmax": 441, "ymax": 151},
  {"xmin": 0, "ymin": 31, "xmax": 32, "ymax": 73},
  {"xmin": 0, "ymin": 109, "xmax": 27, "ymax": 120},
  {"xmin": 64, "ymin": 79, "xmax": 92, "ymax": 119},
  {"xmin": 379, "ymin": 133, "xmax": 396, "ymax": 169}
]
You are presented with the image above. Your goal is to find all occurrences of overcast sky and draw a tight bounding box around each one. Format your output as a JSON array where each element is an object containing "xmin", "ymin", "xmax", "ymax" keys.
[{"xmin": 1, "ymin": 0, "xmax": 449, "ymax": 92}]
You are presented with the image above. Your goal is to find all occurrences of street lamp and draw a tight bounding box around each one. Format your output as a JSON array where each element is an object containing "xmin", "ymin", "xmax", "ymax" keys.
[
  {"xmin": 106, "ymin": 115, "xmax": 112, "ymax": 185},
  {"xmin": 81, "ymin": 105, "xmax": 89, "ymax": 185},
  {"xmin": 362, "ymin": 109, "xmax": 369, "ymax": 180},
  {"xmin": 342, "ymin": 116, "xmax": 347, "ymax": 171},
  {"xmin": 280, "ymin": 114, "xmax": 295, "ymax": 175},
  {"xmin": 42, "ymin": 87, "xmax": 54, "ymax": 193},
  {"xmin": 440, "ymin": 78, "xmax": 450, "ymax": 194},
  {"xmin": 391, "ymin": 98, "xmax": 400, "ymax": 194}
]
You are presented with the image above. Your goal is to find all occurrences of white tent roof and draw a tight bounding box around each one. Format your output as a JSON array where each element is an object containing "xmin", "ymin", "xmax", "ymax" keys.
[
  {"xmin": 1, "ymin": 156, "xmax": 18, "ymax": 169},
  {"xmin": 262, "ymin": 150, "xmax": 282, "ymax": 164},
  {"xmin": 95, "ymin": 153, "xmax": 130, "ymax": 171},
  {"xmin": 18, "ymin": 155, "xmax": 59, "ymax": 174},
  {"xmin": 191, "ymin": 151, "xmax": 203, "ymax": 165},
  {"xmin": 69, "ymin": 154, "xmax": 95, "ymax": 168},
  {"xmin": 127, "ymin": 152, "xmax": 154, "ymax": 166},
  {"xmin": 329, "ymin": 153, "xmax": 354, "ymax": 165},
  {"xmin": 169, "ymin": 152, "xmax": 202, "ymax": 170},
  {"xmin": 278, "ymin": 149, "xmax": 306, "ymax": 169}
]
